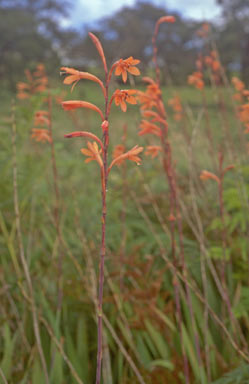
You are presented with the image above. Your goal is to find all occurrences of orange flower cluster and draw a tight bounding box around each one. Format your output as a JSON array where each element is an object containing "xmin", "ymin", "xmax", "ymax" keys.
[
  {"xmin": 31, "ymin": 129, "xmax": 52, "ymax": 143},
  {"xmin": 188, "ymin": 71, "xmax": 204, "ymax": 90},
  {"xmin": 137, "ymin": 80, "xmax": 161, "ymax": 111},
  {"xmin": 34, "ymin": 110, "xmax": 50, "ymax": 126},
  {"xmin": 188, "ymin": 50, "xmax": 222, "ymax": 90},
  {"xmin": 196, "ymin": 22, "xmax": 210, "ymax": 38},
  {"xmin": 17, "ymin": 64, "xmax": 48, "ymax": 99},
  {"xmin": 204, "ymin": 51, "xmax": 220, "ymax": 73},
  {"xmin": 31, "ymin": 110, "xmax": 51, "ymax": 144},
  {"xmin": 168, "ymin": 95, "xmax": 183, "ymax": 121},
  {"xmin": 232, "ymin": 77, "xmax": 249, "ymax": 134},
  {"xmin": 61, "ymin": 32, "xmax": 142, "ymax": 176},
  {"xmin": 136, "ymin": 78, "xmax": 168, "ymax": 158},
  {"xmin": 115, "ymin": 57, "xmax": 140, "ymax": 83},
  {"xmin": 138, "ymin": 119, "xmax": 161, "ymax": 137},
  {"xmin": 239, "ymin": 104, "xmax": 249, "ymax": 133},
  {"xmin": 145, "ymin": 145, "xmax": 162, "ymax": 158}
]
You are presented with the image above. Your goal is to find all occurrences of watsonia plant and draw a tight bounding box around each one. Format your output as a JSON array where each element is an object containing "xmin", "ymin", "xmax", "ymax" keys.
[
  {"xmin": 136, "ymin": 15, "xmax": 215, "ymax": 383},
  {"xmin": 17, "ymin": 64, "xmax": 64, "ymax": 317},
  {"xmin": 60, "ymin": 32, "xmax": 143, "ymax": 384}
]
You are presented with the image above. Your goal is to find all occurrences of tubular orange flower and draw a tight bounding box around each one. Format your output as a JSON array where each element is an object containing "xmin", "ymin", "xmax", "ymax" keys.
[
  {"xmin": 200, "ymin": 170, "xmax": 220, "ymax": 183},
  {"xmin": 31, "ymin": 128, "xmax": 52, "ymax": 143},
  {"xmin": 223, "ymin": 165, "xmax": 235, "ymax": 174},
  {"xmin": 17, "ymin": 64, "xmax": 48, "ymax": 99},
  {"xmin": 154, "ymin": 15, "xmax": 176, "ymax": 36},
  {"xmin": 115, "ymin": 57, "xmax": 140, "ymax": 83},
  {"xmin": 137, "ymin": 91, "xmax": 157, "ymax": 110},
  {"xmin": 145, "ymin": 145, "xmax": 162, "ymax": 158},
  {"xmin": 238, "ymin": 103, "xmax": 249, "ymax": 127},
  {"xmin": 81, "ymin": 141, "xmax": 103, "ymax": 168},
  {"xmin": 64, "ymin": 131, "xmax": 103, "ymax": 150},
  {"xmin": 197, "ymin": 22, "xmax": 210, "ymax": 38},
  {"xmin": 232, "ymin": 77, "xmax": 245, "ymax": 92},
  {"xmin": 138, "ymin": 119, "xmax": 161, "ymax": 137},
  {"xmin": 112, "ymin": 144, "xmax": 125, "ymax": 166},
  {"xmin": 61, "ymin": 66, "xmax": 105, "ymax": 95},
  {"xmin": 61, "ymin": 100, "xmax": 104, "ymax": 120},
  {"xmin": 168, "ymin": 95, "xmax": 183, "ymax": 121},
  {"xmin": 168, "ymin": 213, "xmax": 176, "ymax": 222},
  {"xmin": 34, "ymin": 110, "xmax": 50, "ymax": 127},
  {"xmin": 108, "ymin": 145, "xmax": 143, "ymax": 171},
  {"xmin": 157, "ymin": 15, "xmax": 176, "ymax": 24},
  {"xmin": 88, "ymin": 32, "xmax": 108, "ymax": 74},
  {"xmin": 114, "ymin": 89, "xmax": 137, "ymax": 112},
  {"xmin": 188, "ymin": 71, "xmax": 204, "ymax": 90}
]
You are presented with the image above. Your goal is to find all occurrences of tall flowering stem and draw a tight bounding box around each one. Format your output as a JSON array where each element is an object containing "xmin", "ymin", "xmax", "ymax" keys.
[
  {"xmin": 138, "ymin": 15, "xmax": 209, "ymax": 382},
  {"xmin": 151, "ymin": 17, "xmax": 192, "ymax": 382},
  {"xmin": 61, "ymin": 33, "xmax": 142, "ymax": 384},
  {"xmin": 199, "ymin": 159, "xmax": 247, "ymax": 346}
]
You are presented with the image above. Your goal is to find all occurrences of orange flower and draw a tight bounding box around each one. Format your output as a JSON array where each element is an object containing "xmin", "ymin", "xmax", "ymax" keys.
[
  {"xmin": 205, "ymin": 56, "xmax": 213, "ymax": 66},
  {"xmin": 212, "ymin": 60, "xmax": 220, "ymax": 72},
  {"xmin": 114, "ymin": 89, "xmax": 137, "ymax": 112},
  {"xmin": 138, "ymin": 120, "xmax": 161, "ymax": 137},
  {"xmin": 115, "ymin": 57, "xmax": 140, "ymax": 83},
  {"xmin": 31, "ymin": 129, "xmax": 51, "ymax": 143},
  {"xmin": 147, "ymin": 83, "xmax": 162, "ymax": 98},
  {"xmin": 109, "ymin": 145, "xmax": 143, "ymax": 170},
  {"xmin": 60, "ymin": 66, "xmax": 105, "ymax": 94},
  {"xmin": 62, "ymin": 100, "xmax": 104, "ymax": 120},
  {"xmin": 145, "ymin": 145, "xmax": 162, "ymax": 158},
  {"xmin": 157, "ymin": 15, "xmax": 176, "ymax": 25},
  {"xmin": 238, "ymin": 103, "xmax": 249, "ymax": 126},
  {"xmin": 188, "ymin": 71, "xmax": 204, "ymax": 90},
  {"xmin": 168, "ymin": 213, "xmax": 176, "ymax": 222},
  {"xmin": 197, "ymin": 23, "xmax": 210, "ymax": 38},
  {"xmin": 17, "ymin": 64, "xmax": 48, "ymax": 99},
  {"xmin": 168, "ymin": 96, "xmax": 183, "ymax": 121},
  {"xmin": 137, "ymin": 91, "xmax": 157, "ymax": 110},
  {"xmin": 112, "ymin": 145, "xmax": 125, "ymax": 166},
  {"xmin": 81, "ymin": 141, "xmax": 103, "ymax": 168},
  {"xmin": 34, "ymin": 110, "xmax": 50, "ymax": 127},
  {"xmin": 200, "ymin": 170, "xmax": 219, "ymax": 183},
  {"xmin": 232, "ymin": 77, "xmax": 245, "ymax": 92}
]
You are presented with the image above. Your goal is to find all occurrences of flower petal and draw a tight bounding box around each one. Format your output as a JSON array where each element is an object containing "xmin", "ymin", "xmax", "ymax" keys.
[
  {"xmin": 122, "ymin": 70, "xmax": 127, "ymax": 83},
  {"xmin": 121, "ymin": 101, "xmax": 127, "ymax": 112},
  {"xmin": 128, "ymin": 67, "xmax": 140, "ymax": 76}
]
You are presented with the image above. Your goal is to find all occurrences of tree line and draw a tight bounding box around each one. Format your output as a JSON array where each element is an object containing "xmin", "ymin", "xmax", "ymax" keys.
[{"xmin": 0, "ymin": 0, "xmax": 248, "ymax": 89}]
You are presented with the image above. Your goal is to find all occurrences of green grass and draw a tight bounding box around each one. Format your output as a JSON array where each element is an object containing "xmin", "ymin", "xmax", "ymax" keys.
[{"xmin": 0, "ymin": 80, "xmax": 249, "ymax": 384}]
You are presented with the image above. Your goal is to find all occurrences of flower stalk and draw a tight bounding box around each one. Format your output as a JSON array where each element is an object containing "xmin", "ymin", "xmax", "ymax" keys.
[{"xmin": 61, "ymin": 32, "xmax": 141, "ymax": 384}]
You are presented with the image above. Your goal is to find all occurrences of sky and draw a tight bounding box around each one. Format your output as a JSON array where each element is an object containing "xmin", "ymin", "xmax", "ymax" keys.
[{"xmin": 62, "ymin": 0, "xmax": 222, "ymax": 27}]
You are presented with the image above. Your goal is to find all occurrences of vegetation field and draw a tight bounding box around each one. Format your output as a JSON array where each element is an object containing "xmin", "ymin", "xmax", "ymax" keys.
[{"xmin": 1, "ymin": 2, "xmax": 249, "ymax": 384}]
